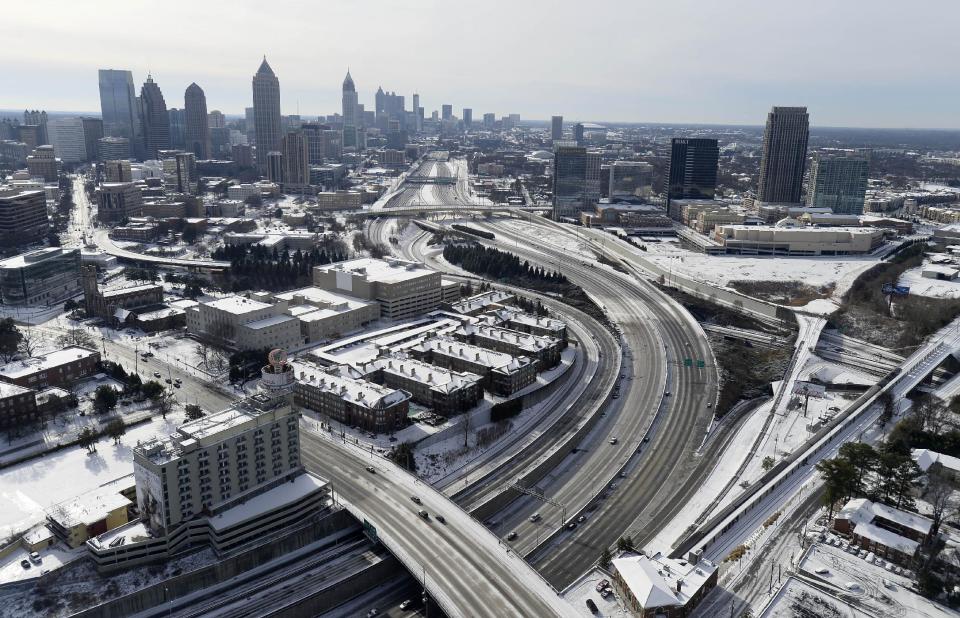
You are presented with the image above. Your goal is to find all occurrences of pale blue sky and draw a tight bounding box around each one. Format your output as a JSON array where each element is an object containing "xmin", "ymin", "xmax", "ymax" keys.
[{"xmin": 5, "ymin": 0, "xmax": 959, "ymax": 128}]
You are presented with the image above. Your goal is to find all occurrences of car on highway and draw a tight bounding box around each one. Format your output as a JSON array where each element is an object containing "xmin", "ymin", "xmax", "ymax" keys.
[
  {"xmin": 365, "ymin": 466, "xmax": 376, "ymax": 473},
  {"xmin": 578, "ymin": 515, "xmax": 586, "ymax": 523},
  {"xmin": 399, "ymin": 600, "xmax": 413, "ymax": 611},
  {"xmin": 506, "ymin": 531, "xmax": 518, "ymax": 541},
  {"xmin": 529, "ymin": 513, "xmax": 541, "ymax": 523},
  {"xmin": 418, "ymin": 510, "xmax": 429, "ymax": 520},
  {"xmin": 609, "ymin": 437, "xmax": 618, "ymax": 445},
  {"xmin": 410, "ymin": 496, "xmax": 421, "ymax": 504},
  {"xmin": 567, "ymin": 522, "xmax": 577, "ymax": 530},
  {"xmin": 435, "ymin": 515, "xmax": 445, "ymax": 524},
  {"xmin": 664, "ymin": 391, "xmax": 671, "ymax": 396}
]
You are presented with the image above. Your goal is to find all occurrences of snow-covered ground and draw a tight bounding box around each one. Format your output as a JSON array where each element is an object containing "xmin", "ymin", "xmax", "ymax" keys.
[
  {"xmin": 560, "ymin": 568, "xmax": 630, "ymax": 617},
  {"xmin": 640, "ymin": 239, "xmax": 878, "ymax": 300},
  {"xmin": 899, "ymin": 253, "xmax": 960, "ymax": 299},
  {"xmin": 0, "ymin": 408, "xmax": 186, "ymax": 542}
]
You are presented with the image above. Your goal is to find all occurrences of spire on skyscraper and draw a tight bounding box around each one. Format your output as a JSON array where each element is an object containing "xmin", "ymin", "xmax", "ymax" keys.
[
  {"xmin": 256, "ymin": 56, "xmax": 275, "ymax": 77},
  {"xmin": 343, "ymin": 69, "xmax": 355, "ymax": 92}
]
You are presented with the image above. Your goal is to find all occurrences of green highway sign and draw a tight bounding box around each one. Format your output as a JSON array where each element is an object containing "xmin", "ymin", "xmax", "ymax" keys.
[
  {"xmin": 683, "ymin": 358, "xmax": 693, "ymax": 367},
  {"xmin": 696, "ymin": 359, "xmax": 705, "ymax": 368}
]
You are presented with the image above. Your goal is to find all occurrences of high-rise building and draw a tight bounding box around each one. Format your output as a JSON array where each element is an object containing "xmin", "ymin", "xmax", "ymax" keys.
[
  {"xmin": 167, "ymin": 108, "xmax": 186, "ymax": 150},
  {"xmin": 666, "ymin": 138, "xmax": 719, "ymax": 207},
  {"xmin": 573, "ymin": 122, "xmax": 585, "ymax": 146},
  {"xmin": 98, "ymin": 69, "xmax": 139, "ymax": 144},
  {"xmin": 244, "ymin": 106, "xmax": 256, "ymax": 141},
  {"xmin": 138, "ymin": 75, "xmax": 170, "ymax": 160},
  {"xmin": 98, "ymin": 137, "xmax": 130, "ymax": 161},
  {"xmin": 462, "ymin": 108, "xmax": 472, "ymax": 129},
  {"xmin": 483, "ymin": 113, "xmax": 495, "ymax": 130},
  {"xmin": 184, "ymin": 83, "xmax": 211, "ymax": 160},
  {"xmin": 757, "ymin": 106, "xmax": 809, "ymax": 204},
  {"xmin": 252, "ymin": 57, "xmax": 282, "ymax": 174},
  {"xmin": 281, "ymin": 131, "xmax": 310, "ymax": 188},
  {"xmin": 16, "ymin": 125, "xmax": 42, "ymax": 150},
  {"xmin": 96, "ymin": 182, "xmax": 142, "ymax": 222},
  {"xmin": 46, "ymin": 117, "xmax": 88, "ymax": 163},
  {"xmin": 162, "ymin": 152, "xmax": 197, "ymax": 194},
  {"xmin": 807, "ymin": 154, "xmax": 869, "ymax": 215},
  {"xmin": 412, "ymin": 94, "xmax": 421, "ymax": 132},
  {"xmin": 341, "ymin": 70, "xmax": 359, "ymax": 151},
  {"xmin": 81, "ymin": 117, "xmax": 103, "ymax": 162},
  {"xmin": 441, "ymin": 104, "xmax": 453, "ymax": 121},
  {"xmin": 0, "ymin": 189, "xmax": 49, "ymax": 247},
  {"xmin": 551, "ymin": 116, "xmax": 563, "ymax": 141},
  {"xmin": 231, "ymin": 144, "xmax": 254, "ymax": 168},
  {"xmin": 609, "ymin": 161, "xmax": 654, "ymax": 200},
  {"xmin": 208, "ymin": 109, "xmax": 226, "ymax": 129},
  {"xmin": 267, "ymin": 151, "xmax": 283, "ymax": 184},
  {"xmin": 552, "ymin": 145, "xmax": 601, "ymax": 220},
  {"xmin": 103, "ymin": 159, "xmax": 133, "ymax": 183},
  {"xmin": 26, "ymin": 145, "xmax": 60, "ymax": 182},
  {"xmin": 23, "ymin": 110, "xmax": 48, "ymax": 144}
]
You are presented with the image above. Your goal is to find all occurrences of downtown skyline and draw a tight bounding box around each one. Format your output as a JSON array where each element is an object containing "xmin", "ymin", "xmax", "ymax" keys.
[{"xmin": 4, "ymin": 0, "xmax": 960, "ymax": 129}]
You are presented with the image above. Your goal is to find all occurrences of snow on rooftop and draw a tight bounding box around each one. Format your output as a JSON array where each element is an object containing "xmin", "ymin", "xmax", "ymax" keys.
[
  {"xmin": 273, "ymin": 286, "xmax": 374, "ymax": 311},
  {"xmin": 208, "ymin": 472, "xmax": 328, "ymax": 531},
  {"xmin": 204, "ymin": 295, "xmax": 274, "ymax": 314},
  {"xmin": 317, "ymin": 257, "xmax": 436, "ymax": 284},
  {"xmin": 417, "ymin": 336, "xmax": 526, "ymax": 372},
  {"xmin": 460, "ymin": 323, "xmax": 557, "ymax": 352},
  {"xmin": 0, "ymin": 381, "xmax": 33, "ymax": 398},
  {"xmin": 838, "ymin": 498, "xmax": 932, "ymax": 537},
  {"xmin": 243, "ymin": 314, "xmax": 298, "ymax": 330},
  {"xmin": 912, "ymin": 448, "xmax": 960, "ymax": 473},
  {"xmin": 100, "ymin": 282, "xmax": 163, "ymax": 299},
  {"xmin": 368, "ymin": 356, "xmax": 482, "ymax": 394},
  {"xmin": 612, "ymin": 552, "xmax": 717, "ymax": 610},
  {"xmin": 46, "ymin": 476, "xmax": 134, "ymax": 528},
  {"xmin": 0, "ymin": 346, "xmax": 97, "ymax": 379},
  {"xmin": 292, "ymin": 361, "xmax": 409, "ymax": 409},
  {"xmin": 854, "ymin": 521, "xmax": 919, "ymax": 554},
  {"xmin": 449, "ymin": 290, "xmax": 513, "ymax": 314}
]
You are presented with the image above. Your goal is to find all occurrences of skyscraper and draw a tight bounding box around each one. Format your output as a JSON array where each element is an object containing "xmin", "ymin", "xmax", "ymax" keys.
[
  {"xmin": 573, "ymin": 123, "xmax": 585, "ymax": 146},
  {"xmin": 98, "ymin": 69, "xmax": 139, "ymax": 146},
  {"xmin": 807, "ymin": 154, "xmax": 869, "ymax": 215},
  {"xmin": 341, "ymin": 70, "xmax": 359, "ymax": 149},
  {"xmin": 138, "ymin": 75, "xmax": 170, "ymax": 160},
  {"xmin": 252, "ymin": 57, "xmax": 282, "ymax": 174},
  {"xmin": 462, "ymin": 108, "xmax": 472, "ymax": 129},
  {"xmin": 441, "ymin": 104, "xmax": 453, "ymax": 121},
  {"xmin": 666, "ymin": 138, "xmax": 719, "ymax": 207},
  {"xmin": 168, "ymin": 108, "xmax": 186, "ymax": 150},
  {"xmin": 551, "ymin": 116, "xmax": 563, "ymax": 141},
  {"xmin": 184, "ymin": 83, "xmax": 211, "ymax": 159},
  {"xmin": 46, "ymin": 117, "xmax": 87, "ymax": 163},
  {"xmin": 552, "ymin": 145, "xmax": 601, "ymax": 220},
  {"xmin": 757, "ymin": 106, "xmax": 810, "ymax": 204},
  {"xmin": 281, "ymin": 131, "xmax": 310, "ymax": 189},
  {"xmin": 81, "ymin": 117, "xmax": 103, "ymax": 162},
  {"xmin": 412, "ymin": 94, "xmax": 421, "ymax": 132}
]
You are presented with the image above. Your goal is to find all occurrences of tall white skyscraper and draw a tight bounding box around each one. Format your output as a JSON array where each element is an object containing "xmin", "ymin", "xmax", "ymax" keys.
[{"xmin": 46, "ymin": 117, "xmax": 87, "ymax": 163}]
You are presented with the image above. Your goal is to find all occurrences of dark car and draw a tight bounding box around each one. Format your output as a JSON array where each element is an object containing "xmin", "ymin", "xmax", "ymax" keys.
[
  {"xmin": 435, "ymin": 515, "xmax": 446, "ymax": 524},
  {"xmin": 411, "ymin": 496, "xmax": 421, "ymax": 504},
  {"xmin": 586, "ymin": 598, "xmax": 598, "ymax": 613}
]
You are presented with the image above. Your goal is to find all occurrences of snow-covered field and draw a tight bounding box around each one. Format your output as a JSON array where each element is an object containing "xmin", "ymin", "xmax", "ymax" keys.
[
  {"xmin": 899, "ymin": 256, "xmax": 960, "ymax": 299},
  {"xmin": 640, "ymin": 239, "xmax": 878, "ymax": 299},
  {"xmin": 0, "ymin": 408, "xmax": 186, "ymax": 542}
]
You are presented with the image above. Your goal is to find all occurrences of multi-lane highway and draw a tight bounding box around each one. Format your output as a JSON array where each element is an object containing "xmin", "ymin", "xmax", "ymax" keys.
[{"xmin": 301, "ymin": 431, "xmax": 577, "ymax": 618}]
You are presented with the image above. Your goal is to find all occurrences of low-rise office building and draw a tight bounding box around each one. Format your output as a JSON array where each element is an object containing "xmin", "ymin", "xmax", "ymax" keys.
[
  {"xmin": 273, "ymin": 286, "xmax": 379, "ymax": 343},
  {"xmin": 313, "ymin": 257, "xmax": 443, "ymax": 320},
  {"xmin": 96, "ymin": 182, "xmax": 143, "ymax": 223},
  {"xmin": 362, "ymin": 355, "xmax": 483, "ymax": 416},
  {"xmin": 612, "ymin": 551, "xmax": 718, "ymax": 618},
  {"xmin": 0, "ymin": 346, "xmax": 100, "ymax": 390},
  {"xmin": 411, "ymin": 336, "xmax": 536, "ymax": 396},
  {"xmin": 46, "ymin": 477, "xmax": 133, "ymax": 549},
  {"xmin": 25, "ymin": 145, "xmax": 61, "ymax": 182},
  {"xmin": 186, "ymin": 294, "xmax": 301, "ymax": 351},
  {"xmin": 311, "ymin": 191, "xmax": 363, "ymax": 211},
  {"xmin": 0, "ymin": 248, "xmax": 81, "ymax": 306},
  {"xmin": 292, "ymin": 361, "xmax": 410, "ymax": 432},
  {"xmin": 713, "ymin": 225, "xmax": 884, "ymax": 256}
]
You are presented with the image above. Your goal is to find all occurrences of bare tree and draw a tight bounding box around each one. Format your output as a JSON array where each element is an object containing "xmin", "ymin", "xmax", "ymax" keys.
[
  {"xmin": 156, "ymin": 390, "xmax": 175, "ymax": 420},
  {"xmin": 210, "ymin": 349, "xmax": 229, "ymax": 374},
  {"xmin": 57, "ymin": 327, "xmax": 97, "ymax": 349},
  {"xmin": 925, "ymin": 469, "xmax": 959, "ymax": 540},
  {"xmin": 194, "ymin": 343, "xmax": 209, "ymax": 369},
  {"xmin": 17, "ymin": 327, "xmax": 41, "ymax": 358}
]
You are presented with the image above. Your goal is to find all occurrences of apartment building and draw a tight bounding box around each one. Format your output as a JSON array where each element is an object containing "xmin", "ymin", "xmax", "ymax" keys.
[
  {"xmin": 291, "ymin": 361, "xmax": 410, "ymax": 432},
  {"xmin": 446, "ymin": 290, "xmax": 514, "ymax": 316},
  {"xmin": 313, "ymin": 257, "xmax": 442, "ymax": 320},
  {"xmin": 492, "ymin": 308, "xmax": 568, "ymax": 342},
  {"xmin": 362, "ymin": 356, "xmax": 483, "ymax": 416},
  {"xmin": 455, "ymin": 323, "xmax": 563, "ymax": 369},
  {"xmin": 0, "ymin": 381, "xmax": 39, "ymax": 430},
  {"xmin": 0, "ymin": 346, "xmax": 100, "ymax": 390},
  {"xmin": 411, "ymin": 336, "xmax": 536, "ymax": 396}
]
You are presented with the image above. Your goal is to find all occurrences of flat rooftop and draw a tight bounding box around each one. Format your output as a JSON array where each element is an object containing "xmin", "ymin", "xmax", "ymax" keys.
[
  {"xmin": 204, "ymin": 295, "xmax": 274, "ymax": 315},
  {"xmin": 0, "ymin": 346, "xmax": 98, "ymax": 380},
  {"xmin": 243, "ymin": 314, "xmax": 298, "ymax": 330},
  {"xmin": 316, "ymin": 257, "xmax": 436, "ymax": 284},
  {"xmin": 0, "ymin": 248, "xmax": 76, "ymax": 269},
  {"xmin": 100, "ymin": 283, "xmax": 163, "ymax": 299},
  {"xmin": 367, "ymin": 356, "xmax": 482, "ymax": 394},
  {"xmin": 273, "ymin": 286, "xmax": 375, "ymax": 313},
  {"xmin": 292, "ymin": 361, "xmax": 409, "ymax": 410},
  {"xmin": 47, "ymin": 475, "xmax": 134, "ymax": 529}
]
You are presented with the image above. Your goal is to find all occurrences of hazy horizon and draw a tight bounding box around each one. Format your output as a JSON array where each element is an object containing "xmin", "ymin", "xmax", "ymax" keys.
[{"xmin": 6, "ymin": 0, "xmax": 960, "ymax": 130}]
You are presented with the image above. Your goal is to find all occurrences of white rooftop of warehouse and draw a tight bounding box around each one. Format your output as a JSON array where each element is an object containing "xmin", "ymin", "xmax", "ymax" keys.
[
  {"xmin": 0, "ymin": 346, "xmax": 97, "ymax": 380},
  {"xmin": 317, "ymin": 257, "xmax": 435, "ymax": 284},
  {"xmin": 291, "ymin": 361, "xmax": 409, "ymax": 409},
  {"xmin": 204, "ymin": 295, "xmax": 274, "ymax": 315}
]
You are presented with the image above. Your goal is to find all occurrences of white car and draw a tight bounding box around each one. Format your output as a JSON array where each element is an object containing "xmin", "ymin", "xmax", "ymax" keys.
[{"xmin": 814, "ymin": 567, "xmax": 829, "ymax": 575}]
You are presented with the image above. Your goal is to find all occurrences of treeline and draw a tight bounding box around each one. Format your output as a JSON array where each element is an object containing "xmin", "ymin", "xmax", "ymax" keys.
[
  {"xmin": 443, "ymin": 243, "xmax": 567, "ymax": 284},
  {"xmin": 451, "ymin": 224, "xmax": 494, "ymax": 240},
  {"xmin": 212, "ymin": 244, "xmax": 347, "ymax": 292}
]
